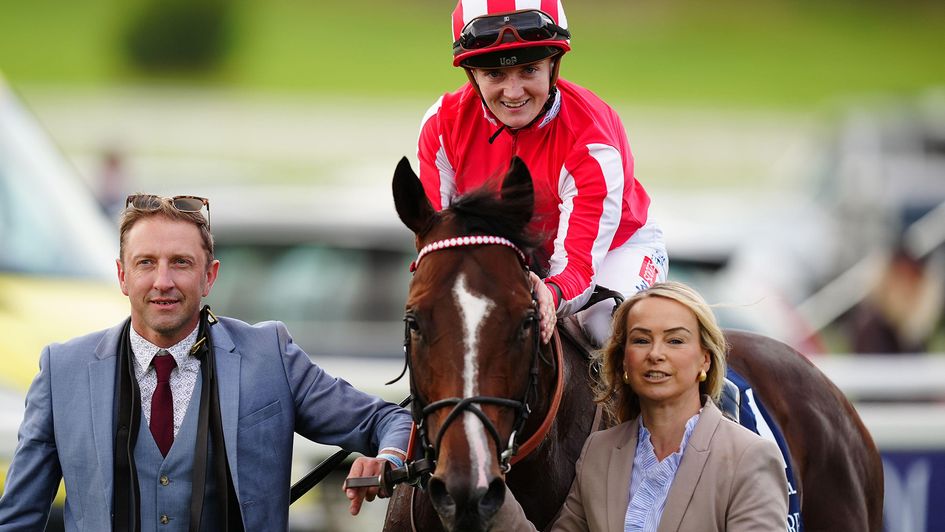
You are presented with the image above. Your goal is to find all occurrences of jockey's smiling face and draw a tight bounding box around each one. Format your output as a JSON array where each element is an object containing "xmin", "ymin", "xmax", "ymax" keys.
[{"xmin": 470, "ymin": 58, "xmax": 553, "ymax": 130}]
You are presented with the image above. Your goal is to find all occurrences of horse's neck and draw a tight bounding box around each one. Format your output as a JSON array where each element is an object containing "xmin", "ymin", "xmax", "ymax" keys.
[{"xmin": 556, "ymin": 317, "xmax": 597, "ymax": 359}]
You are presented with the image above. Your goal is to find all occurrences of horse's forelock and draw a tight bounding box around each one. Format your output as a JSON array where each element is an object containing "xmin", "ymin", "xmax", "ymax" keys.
[{"xmin": 446, "ymin": 186, "xmax": 543, "ymax": 261}]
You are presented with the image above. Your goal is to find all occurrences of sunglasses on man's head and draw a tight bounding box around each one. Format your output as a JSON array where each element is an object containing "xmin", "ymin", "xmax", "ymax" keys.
[
  {"xmin": 125, "ymin": 194, "xmax": 210, "ymax": 226},
  {"xmin": 454, "ymin": 10, "xmax": 570, "ymax": 53}
]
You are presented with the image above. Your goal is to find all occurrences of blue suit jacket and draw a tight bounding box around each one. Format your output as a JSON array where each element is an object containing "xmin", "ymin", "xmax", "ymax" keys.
[{"xmin": 0, "ymin": 317, "xmax": 412, "ymax": 531}]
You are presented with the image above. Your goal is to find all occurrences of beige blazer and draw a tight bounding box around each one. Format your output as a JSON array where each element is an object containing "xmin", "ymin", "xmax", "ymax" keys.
[{"xmin": 498, "ymin": 400, "xmax": 788, "ymax": 531}]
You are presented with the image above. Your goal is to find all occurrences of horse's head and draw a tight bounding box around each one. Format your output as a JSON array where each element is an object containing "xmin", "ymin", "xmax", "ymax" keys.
[{"xmin": 393, "ymin": 157, "xmax": 542, "ymax": 532}]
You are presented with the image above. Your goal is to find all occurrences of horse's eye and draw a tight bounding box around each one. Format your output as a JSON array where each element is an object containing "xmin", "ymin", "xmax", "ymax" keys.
[
  {"xmin": 405, "ymin": 315, "xmax": 421, "ymax": 333},
  {"xmin": 521, "ymin": 313, "xmax": 537, "ymax": 332}
]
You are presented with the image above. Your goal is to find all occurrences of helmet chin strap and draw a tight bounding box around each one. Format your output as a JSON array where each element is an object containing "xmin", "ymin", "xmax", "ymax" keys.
[
  {"xmin": 549, "ymin": 54, "xmax": 563, "ymax": 88},
  {"xmin": 464, "ymin": 67, "xmax": 481, "ymax": 96}
]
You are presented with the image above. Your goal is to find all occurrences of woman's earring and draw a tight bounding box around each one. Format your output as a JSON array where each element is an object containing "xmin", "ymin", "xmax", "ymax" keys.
[
  {"xmin": 698, "ymin": 370, "xmax": 707, "ymax": 383},
  {"xmin": 623, "ymin": 370, "xmax": 631, "ymax": 384}
]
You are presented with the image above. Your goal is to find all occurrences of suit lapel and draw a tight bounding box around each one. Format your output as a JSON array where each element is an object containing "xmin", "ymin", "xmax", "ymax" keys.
[
  {"xmin": 89, "ymin": 322, "xmax": 126, "ymax": 504},
  {"xmin": 607, "ymin": 420, "xmax": 639, "ymax": 532},
  {"xmin": 210, "ymin": 322, "xmax": 241, "ymax": 494},
  {"xmin": 657, "ymin": 400, "xmax": 722, "ymax": 532},
  {"xmin": 86, "ymin": 320, "xmax": 245, "ymax": 503}
]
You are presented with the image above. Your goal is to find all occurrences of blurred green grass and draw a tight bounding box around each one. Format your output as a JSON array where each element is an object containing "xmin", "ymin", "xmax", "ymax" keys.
[{"xmin": 0, "ymin": 0, "xmax": 943, "ymax": 108}]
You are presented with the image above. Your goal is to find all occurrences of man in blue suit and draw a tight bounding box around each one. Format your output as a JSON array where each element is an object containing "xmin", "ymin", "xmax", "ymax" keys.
[{"xmin": 0, "ymin": 194, "xmax": 412, "ymax": 531}]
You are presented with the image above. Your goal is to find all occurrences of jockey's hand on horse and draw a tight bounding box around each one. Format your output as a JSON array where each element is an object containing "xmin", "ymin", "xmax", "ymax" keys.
[
  {"xmin": 529, "ymin": 271, "xmax": 556, "ymax": 344},
  {"xmin": 345, "ymin": 452, "xmax": 403, "ymax": 515}
]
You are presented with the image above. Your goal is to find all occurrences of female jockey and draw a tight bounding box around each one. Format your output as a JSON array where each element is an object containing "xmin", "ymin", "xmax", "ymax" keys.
[{"xmin": 417, "ymin": 0, "xmax": 668, "ymax": 346}]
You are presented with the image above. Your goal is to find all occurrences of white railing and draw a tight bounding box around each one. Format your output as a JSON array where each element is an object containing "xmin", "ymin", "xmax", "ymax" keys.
[{"xmin": 810, "ymin": 353, "xmax": 945, "ymax": 450}]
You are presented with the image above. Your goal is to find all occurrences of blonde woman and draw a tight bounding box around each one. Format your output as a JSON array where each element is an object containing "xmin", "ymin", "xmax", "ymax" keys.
[{"xmin": 498, "ymin": 281, "xmax": 787, "ymax": 531}]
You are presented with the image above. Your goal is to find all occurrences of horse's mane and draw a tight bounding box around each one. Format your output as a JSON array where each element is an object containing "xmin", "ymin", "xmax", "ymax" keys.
[{"xmin": 446, "ymin": 183, "xmax": 547, "ymax": 272}]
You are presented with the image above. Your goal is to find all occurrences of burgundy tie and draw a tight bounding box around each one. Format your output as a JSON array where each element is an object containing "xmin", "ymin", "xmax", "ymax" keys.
[{"xmin": 150, "ymin": 351, "xmax": 177, "ymax": 457}]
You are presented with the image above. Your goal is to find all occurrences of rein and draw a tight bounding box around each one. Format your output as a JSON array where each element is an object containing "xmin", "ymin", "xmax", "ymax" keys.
[
  {"xmin": 399, "ymin": 234, "xmax": 561, "ymax": 479},
  {"xmin": 511, "ymin": 330, "xmax": 563, "ymax": 465}
]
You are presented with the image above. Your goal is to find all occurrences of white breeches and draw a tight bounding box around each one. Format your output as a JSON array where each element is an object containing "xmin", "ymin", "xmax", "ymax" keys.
[{"xmin": 577, "ymin": 219, "xmax": 669, "ymax": 347}]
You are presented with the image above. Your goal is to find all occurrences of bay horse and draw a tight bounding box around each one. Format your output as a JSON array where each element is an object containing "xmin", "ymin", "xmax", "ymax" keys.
[{"xmin": 384, "ymin": 156, "xmax": 884, "ymax": 532}]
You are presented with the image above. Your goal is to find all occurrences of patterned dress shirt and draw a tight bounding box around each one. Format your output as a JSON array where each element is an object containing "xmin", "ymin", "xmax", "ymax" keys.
[
  {"xmin": 131, "ymin": 326, "xmax": 201, "ymax": 438},
  {"xmin": 625, "ymin": 411, "xmax": 701, "ymax": 532}
]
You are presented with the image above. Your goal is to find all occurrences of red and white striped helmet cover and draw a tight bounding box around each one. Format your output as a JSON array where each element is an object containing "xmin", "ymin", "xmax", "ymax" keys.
[{"xmin": 451, "ymin": 0, "xmax": 571, "ymax": 67}]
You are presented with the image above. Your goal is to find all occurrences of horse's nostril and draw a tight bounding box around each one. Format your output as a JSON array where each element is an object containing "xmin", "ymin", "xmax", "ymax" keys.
[
  {"xmin": 479, "ymin": 477, "xmax": 506, "ymax": 521},
  {"xmin": 428, "ymin": 476, "xmax": 456, "ymax": 516}
]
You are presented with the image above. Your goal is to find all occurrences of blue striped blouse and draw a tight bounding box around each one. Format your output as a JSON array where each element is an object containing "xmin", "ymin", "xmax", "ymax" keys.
[{"xmin": 624, "ymin": 412, "xmax": 701, "ymax": 532}]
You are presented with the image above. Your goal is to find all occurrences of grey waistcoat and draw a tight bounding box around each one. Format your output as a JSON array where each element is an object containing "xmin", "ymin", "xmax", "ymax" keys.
[{"xmin": 134, "ymin": 377, "xmax": 221, "ymax": 532}]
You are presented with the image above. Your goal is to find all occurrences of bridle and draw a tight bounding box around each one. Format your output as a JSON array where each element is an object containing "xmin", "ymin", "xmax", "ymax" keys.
[
  {"xmin": 408, "ymin": 235, "xmax": 526, "ymax": 272},
  {"xmin": 392, "ymin": 234, "xmax": 559, "ymax": 477}
]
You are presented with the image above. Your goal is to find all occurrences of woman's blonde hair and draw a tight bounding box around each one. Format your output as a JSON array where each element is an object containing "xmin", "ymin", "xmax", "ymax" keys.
[{"xmin": 593, "ymin": 281, "xmax": 727, "ymax": 423}]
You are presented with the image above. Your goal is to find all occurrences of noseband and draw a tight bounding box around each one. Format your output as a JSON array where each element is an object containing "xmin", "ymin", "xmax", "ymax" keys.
[{"xmin": 399, "ymin": 234, "xmax": 548, "ymax": 474}]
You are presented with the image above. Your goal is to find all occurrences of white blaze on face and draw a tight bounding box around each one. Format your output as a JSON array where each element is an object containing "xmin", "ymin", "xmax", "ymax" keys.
[{"xmin": 452, "ymin": 272, "xmax": 495, "ymax": 489}]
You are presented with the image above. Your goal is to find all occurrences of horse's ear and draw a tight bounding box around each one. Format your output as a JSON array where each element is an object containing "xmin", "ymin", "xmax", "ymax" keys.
[
  {"xmin": 392, "ymin": 156, "xmax": 435, "ymax": 235},
  {"xmin": 501, "ymin": 156, "xmax": 534, "ymax": 230}
]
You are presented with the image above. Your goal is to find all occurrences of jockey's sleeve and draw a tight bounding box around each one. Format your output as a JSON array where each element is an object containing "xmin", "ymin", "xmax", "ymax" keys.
[
  {"xmin": 545, "ymin": 144, "xmax": 624, "ymax": 317},
  {"xmin": 417, "ymin": 95, "xmax": 454, "ymax": 211}
]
